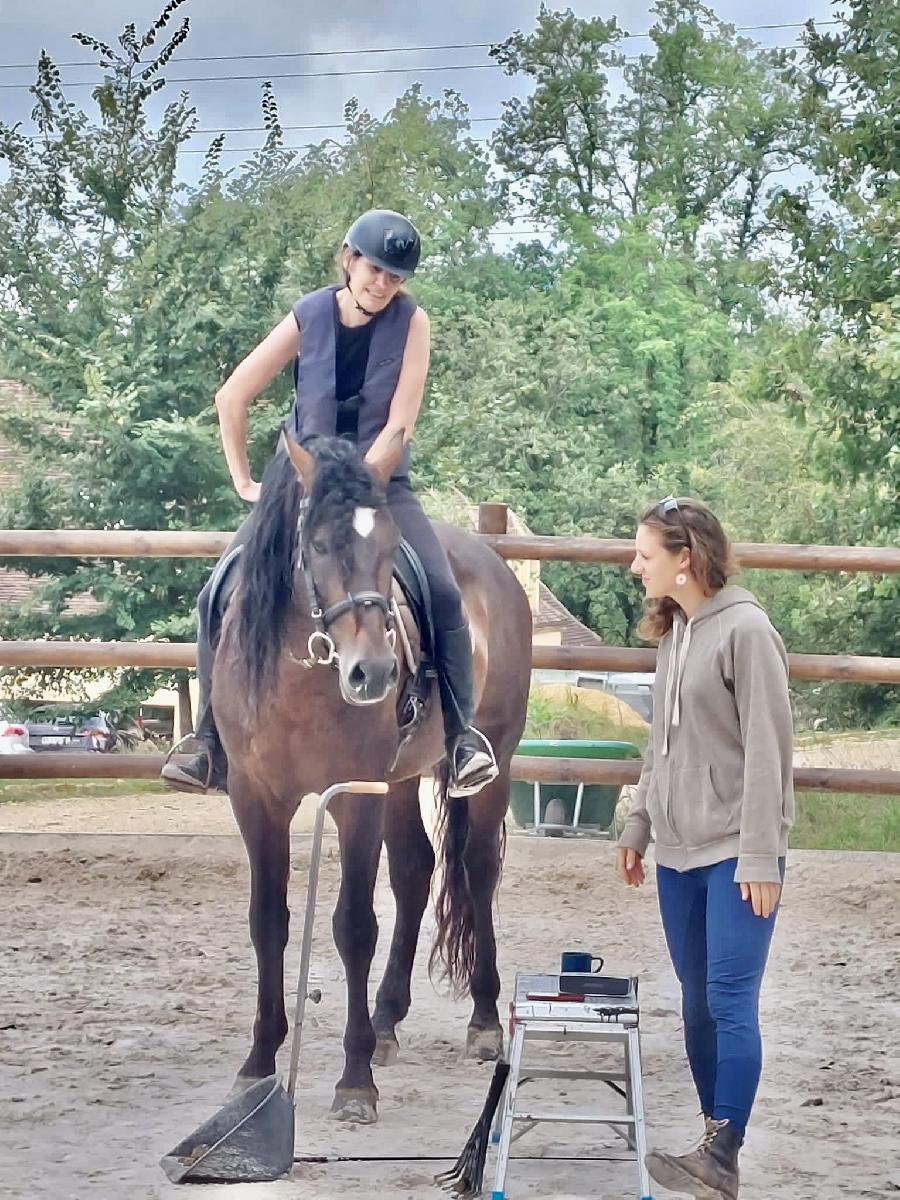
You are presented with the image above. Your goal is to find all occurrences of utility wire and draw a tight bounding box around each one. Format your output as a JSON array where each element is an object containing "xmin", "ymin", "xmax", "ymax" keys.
[
  {"xmin": 0, "ymin": 21, "xmax": 840, "ymax": 72},
  {"xmin": 0, "ymin": 62, "xmax": 499, "ymax": 90},
  {"xmin": 0, "ymin": 39, "xmax": 813, "ymax": 92},
  {"xmin": 188, "ymin": 116, "xmax": 501, "ymax": 135}
]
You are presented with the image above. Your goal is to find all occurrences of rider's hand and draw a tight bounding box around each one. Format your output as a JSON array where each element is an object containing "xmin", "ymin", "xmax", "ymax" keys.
[
  {"xmin": 236, "ymin": 479, "xmax": 261, "ymax": 503},
  {"xmin": 739, "ymin": 880, "xmax": 781, "ymax": 918},
  {"xmin": 616, "ymin": 846, "xmax": 645, "ymax": 888}
]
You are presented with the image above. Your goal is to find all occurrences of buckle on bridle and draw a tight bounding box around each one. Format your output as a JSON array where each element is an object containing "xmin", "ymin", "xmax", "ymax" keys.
[{"xmin": 296, "ymin": 630, "xmax": 337, "ymax": 670}]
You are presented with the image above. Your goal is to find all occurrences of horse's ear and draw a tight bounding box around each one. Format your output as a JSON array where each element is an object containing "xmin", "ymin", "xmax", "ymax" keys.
[
  {"xmin": 367, "ymin": 428, "xmax": 406, "ymax": 488},
  {"xmin": 282, "ymin": 429, "xmax": 316, "ymax": 490}
]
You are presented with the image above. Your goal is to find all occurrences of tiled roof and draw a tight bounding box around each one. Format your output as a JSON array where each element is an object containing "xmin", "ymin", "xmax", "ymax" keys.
[
  {"xmin": 0, "ymin": 380, "xmax": 35, "ymax": 491},
  {"xmin": 533, "ymin": 581, "xmax": 604, "ymax": 647},
  {"xmin": 0, "ymin": 566, "xmax": 102, "ymax": 617}
]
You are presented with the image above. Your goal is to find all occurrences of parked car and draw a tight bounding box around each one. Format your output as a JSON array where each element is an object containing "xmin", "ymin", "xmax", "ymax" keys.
[
  {"xmin": 24, "ymin": 713, "xmax": 111, "ymax": 752},
  {"xmin": 25, "ymin": 709, "xmax": 149, "ymax": 753},
  {"xmin": 0, "ymin": 705, "xmax": 32, "ymax": 754}
]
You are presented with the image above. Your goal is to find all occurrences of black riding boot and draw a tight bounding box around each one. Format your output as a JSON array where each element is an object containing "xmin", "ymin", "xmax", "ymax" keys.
[
  {"xmin": 160, "ymin": 596, "xmax": 228, "ymax": 793},
  {"xmin": 434, "ymin": 622, "xmax": 499, "ymax": 798}
]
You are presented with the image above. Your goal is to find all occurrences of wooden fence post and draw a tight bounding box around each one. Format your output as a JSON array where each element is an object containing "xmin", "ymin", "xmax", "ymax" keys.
[{"xmin": 477, "ymin": 503, "xmax": 509, "ymax": 535}]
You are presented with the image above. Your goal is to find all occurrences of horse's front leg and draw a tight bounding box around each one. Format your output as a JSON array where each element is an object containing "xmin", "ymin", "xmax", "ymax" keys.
[
  {"xmin": 229, "ymin": 778, "xmax": 293, "ymax": 1091},
  {"xmin": 330, "ymin": 789, "xmax": 385, "ymax": 1123},
  {"xmin": 463, "ymin": 770, "xmax": 509, "ymax": 1061}
]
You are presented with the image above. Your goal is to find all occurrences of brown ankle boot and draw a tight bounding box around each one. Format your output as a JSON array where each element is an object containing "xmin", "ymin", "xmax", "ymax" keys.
[{"xmin": 646, "ymin": 1117, "xmax": 742, "ymax": 1200}]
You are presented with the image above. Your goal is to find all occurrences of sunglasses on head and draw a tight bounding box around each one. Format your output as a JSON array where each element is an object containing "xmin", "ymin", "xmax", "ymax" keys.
[{"xmin": 657, "ymin": 494, "xmax": 679, "ymax": 514}]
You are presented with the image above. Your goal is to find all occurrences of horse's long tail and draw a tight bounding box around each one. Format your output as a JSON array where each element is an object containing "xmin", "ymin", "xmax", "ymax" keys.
[{"xmin": 429, "ymin": 762, "xmax": 476, "ymax": 996}]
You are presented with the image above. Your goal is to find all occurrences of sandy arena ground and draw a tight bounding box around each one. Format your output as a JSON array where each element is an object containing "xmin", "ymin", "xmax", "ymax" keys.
[{"xmin": 0, "ymin": 789, "xmax": 897, "ymax": 1200}]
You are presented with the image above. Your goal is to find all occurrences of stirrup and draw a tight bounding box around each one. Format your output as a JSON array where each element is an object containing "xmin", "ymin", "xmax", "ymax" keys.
[
  {"xmin": 160, "ymin": 733, "xmax": 213, "ymax": 793},
  {"xmin": 448, "ymin": 727, "xmax": 499, "ymax": 798}
]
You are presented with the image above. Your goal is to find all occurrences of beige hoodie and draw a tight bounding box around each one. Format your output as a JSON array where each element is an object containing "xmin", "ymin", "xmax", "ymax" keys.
[{"xmin": 618, "ymin": 585, "xmax": 794, "ymax": 883}]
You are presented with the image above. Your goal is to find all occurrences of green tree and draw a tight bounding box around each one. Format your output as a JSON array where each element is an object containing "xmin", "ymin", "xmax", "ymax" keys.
[
  {"xmin": 759, "ymin": 0, "xmax": 899, "ymax": 724},
  {"xmin": 682, "ymin": 361, "xmax": 899, "ymax": 728},
  {"xmin": 490, "ymin": 2, "xmax": 799, "ymax": 257},
  {"xmin": 770, "ymin": 0, "xmax": 899, "ymax": 513},
  {"xmin": 413, "ymin": 222, "xmax": 737, "ymax": 641},
  {"xmin": 0, "ymin": 10, "xmax": 500, "ymax": 711}
]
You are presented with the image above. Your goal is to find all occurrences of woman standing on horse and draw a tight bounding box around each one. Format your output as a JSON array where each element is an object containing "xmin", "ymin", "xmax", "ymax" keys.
[{"xmin": 162, "ymin": 209, "xmax": 498, "ymax": 798}]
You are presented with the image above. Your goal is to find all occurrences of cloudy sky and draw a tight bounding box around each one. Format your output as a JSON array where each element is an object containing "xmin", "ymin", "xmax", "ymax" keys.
[{"xmin": 1, "ymin": 0, "xmax": 838, "ymax": 207}]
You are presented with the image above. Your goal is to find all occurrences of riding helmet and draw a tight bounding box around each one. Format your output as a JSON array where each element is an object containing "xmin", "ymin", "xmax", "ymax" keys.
[{"xmin": 343, "ymin": 209, "xmax": 421, "ymax": 278}]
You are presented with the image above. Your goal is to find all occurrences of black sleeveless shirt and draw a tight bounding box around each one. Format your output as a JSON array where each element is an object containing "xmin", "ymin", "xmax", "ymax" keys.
[{"xmin": 334, "ymin": 293, "xmax": 374, "ymax": 440}]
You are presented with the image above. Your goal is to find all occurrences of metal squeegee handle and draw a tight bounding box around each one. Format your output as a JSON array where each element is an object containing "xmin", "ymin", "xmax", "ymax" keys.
[{"xmin": 287, "ymin": 781, "xmax": 389, "ymax": 1100}]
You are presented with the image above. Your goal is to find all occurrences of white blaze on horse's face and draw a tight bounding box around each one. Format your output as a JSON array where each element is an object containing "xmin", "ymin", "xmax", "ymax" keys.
[{"xmin": 353, "ymin": 507, "xmax": 376, "ymax": 539}]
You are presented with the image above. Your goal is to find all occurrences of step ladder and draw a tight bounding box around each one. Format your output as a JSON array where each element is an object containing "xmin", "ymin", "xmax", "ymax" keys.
[{"xmin": 490, "ymin": 971, "xmax": 653, "ymax": 1200}]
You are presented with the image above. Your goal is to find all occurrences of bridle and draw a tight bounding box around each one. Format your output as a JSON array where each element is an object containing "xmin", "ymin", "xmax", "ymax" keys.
[{"xmin": 290, "ymin": 498, "xmax": 396, "ymax": 670}]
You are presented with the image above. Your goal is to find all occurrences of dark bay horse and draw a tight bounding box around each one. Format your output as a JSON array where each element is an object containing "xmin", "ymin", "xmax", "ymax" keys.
[{"xmin": 211, "ymin": 434, "xmax": 532, "ymax": 1123}]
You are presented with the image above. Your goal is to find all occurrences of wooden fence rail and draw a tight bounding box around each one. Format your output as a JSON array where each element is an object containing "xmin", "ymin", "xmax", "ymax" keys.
[
  {"xmin": 1, "ymin": 528, "xmax": 898, "ymax": 573},
  {"xmin": 0, "ymin": 752, "xmax": 897, "ymax": 796},
  {"xmin": 2, "ymin": 639, "xmax": 899, "ymax": 684},
  {"xmin": 1, "ymin": 517, "xmax": 897, "ymax": 795}
]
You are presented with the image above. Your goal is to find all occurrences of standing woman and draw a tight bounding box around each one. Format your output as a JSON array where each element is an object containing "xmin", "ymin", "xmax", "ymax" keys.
[
  {"xmin": 162, "ymin": 209, "xmax": 498, "ymax": 797},
  {"xmin": 616, "ymin": 496, "xmax": 794, "ymax": 1200}
]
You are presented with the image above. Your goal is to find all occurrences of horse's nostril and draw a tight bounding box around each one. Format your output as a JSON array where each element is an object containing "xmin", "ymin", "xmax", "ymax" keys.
[
  {"xmin": 388, "ymin": 660, "xmax": 399, "ymax": 686},
  {"xmin": 349, "ymin": 663, "xmax": 367, "ymax": 690}
]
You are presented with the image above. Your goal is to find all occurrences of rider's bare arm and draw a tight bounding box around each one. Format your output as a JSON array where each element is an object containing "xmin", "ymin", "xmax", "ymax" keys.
[
  {"xmin": 364, "ymin": 308, "xmax": 431, "ymax": 464},
  {"xmin": 216, "ymin": 314, "xmax": 299, "ymax": 501}
]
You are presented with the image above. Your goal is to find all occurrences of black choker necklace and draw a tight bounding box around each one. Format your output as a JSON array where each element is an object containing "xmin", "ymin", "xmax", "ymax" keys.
[{"xmin": 347, "ymin": 285, "xmax": 376, "ymax": 318}]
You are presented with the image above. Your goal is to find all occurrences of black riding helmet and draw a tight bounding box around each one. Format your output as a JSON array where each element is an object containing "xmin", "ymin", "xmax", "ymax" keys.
[{"xmin": 343, "ymin": 209, "xmax": 421, "ymax": 278}]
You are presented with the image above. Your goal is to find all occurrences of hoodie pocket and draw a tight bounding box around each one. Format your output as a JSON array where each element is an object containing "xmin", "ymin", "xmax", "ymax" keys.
[{"xmin": 669, "ymin": 764, "xmax": 732, "ymax": 848}]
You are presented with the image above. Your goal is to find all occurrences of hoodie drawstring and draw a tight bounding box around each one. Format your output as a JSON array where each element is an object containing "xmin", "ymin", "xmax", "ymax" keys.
[{"xmin": 662, "ymin": 616, "xmax": 693, "ymax": 756}]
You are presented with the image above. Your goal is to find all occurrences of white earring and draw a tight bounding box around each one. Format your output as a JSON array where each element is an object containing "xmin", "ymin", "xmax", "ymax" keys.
[{"xmin": 675, "ymin": 573, "xmax": 687, "ymax": 586}]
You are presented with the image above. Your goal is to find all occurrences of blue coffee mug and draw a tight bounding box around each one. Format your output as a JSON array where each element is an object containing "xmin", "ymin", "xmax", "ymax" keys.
[{"xmin": 561, "ymin": 951, "xmax": 604, "ymax": 974}]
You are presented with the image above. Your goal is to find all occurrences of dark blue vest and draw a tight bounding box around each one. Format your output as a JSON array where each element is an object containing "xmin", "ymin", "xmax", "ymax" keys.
[{"xmin": 291, "ymin": 286, "xmax": 417, "ymax": 476}]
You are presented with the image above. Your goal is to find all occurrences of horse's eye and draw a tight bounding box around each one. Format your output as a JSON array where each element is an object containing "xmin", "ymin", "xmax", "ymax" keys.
[{"xmin": 310, "ymin": 538, "xmax": 328, "ymax": 556}]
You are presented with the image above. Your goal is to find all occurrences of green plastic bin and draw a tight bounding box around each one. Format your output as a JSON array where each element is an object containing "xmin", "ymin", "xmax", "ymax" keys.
[{"xmin": 510, "ymin": 739, "xmax": 642, "ymax": 834}]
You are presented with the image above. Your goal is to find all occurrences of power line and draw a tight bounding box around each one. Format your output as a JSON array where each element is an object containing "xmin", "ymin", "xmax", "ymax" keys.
[
  {"xmin": 177, "ymin": 142, "xmax": 484, "ymax": 155},
  {"xmin": 0, "ymin": 21, "xmax": 840, "ymax": 72},
  {"xmin": 188, "ymin": 116, "xmax": 501, "ymax": 136},
  {"xmin": 0, "ymin": 62, "xmax": 499, "ymax": 91},
  {"xmin": 178, "ymin": 135, "xmax": 496, "ymax": 154},
  {"xmin": 0, "ymin": 42, "xmax": 497, "ymax": 72},
  {"xmin": 0, "ymin": 38, "xmax": 813, "ymax": 93},
  {"xmin": 23, "ymin": 117, "xmax": 501, "ymax": 148}
]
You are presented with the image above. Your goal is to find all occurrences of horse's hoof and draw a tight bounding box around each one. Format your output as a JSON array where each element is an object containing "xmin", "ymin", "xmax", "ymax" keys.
[
  {"xmin": 330, "ymin": 1090, "xmax": 378, "ymax": 1124},
  {"xmin": 372, "ymin": 1034, "xmax": 399, "ymax": 1067},
  {"xmin": 466, "ymin": 1026, "xmax": 504, "ymax": 1061}
]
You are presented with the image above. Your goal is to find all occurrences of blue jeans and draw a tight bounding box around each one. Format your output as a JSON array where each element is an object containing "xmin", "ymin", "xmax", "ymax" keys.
[{"xmin": 656, "ymin": 857, "xmax": 784, "ymax": 1133}]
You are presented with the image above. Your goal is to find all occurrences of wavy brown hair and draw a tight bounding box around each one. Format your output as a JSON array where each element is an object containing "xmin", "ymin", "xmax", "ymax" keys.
[{"xmin": 637, "ymin": 497, "xmax": 737, "ymax": 640}]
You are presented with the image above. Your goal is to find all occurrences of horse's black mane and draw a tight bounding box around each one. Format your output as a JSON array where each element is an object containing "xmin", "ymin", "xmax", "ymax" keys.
[{"xmin": 235, "ymin": 437, "xmax": 387, "ymax": 696}]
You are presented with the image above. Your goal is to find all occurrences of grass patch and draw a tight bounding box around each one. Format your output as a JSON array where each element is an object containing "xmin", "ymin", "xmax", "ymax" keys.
[
  {"xmin": 791, "ymin": 791, "xmax": 900, "ymax": 852},
  {"xmin": 525, "ymin": 689, "xmax": 649, "ymax": 750},
  {"xmin": 794, "ymin": 729, "xmax": 899, "ymax": 749},
  {"xmin": 0, "ymin": 778, "xmax": 166, "ymax": 805}
]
